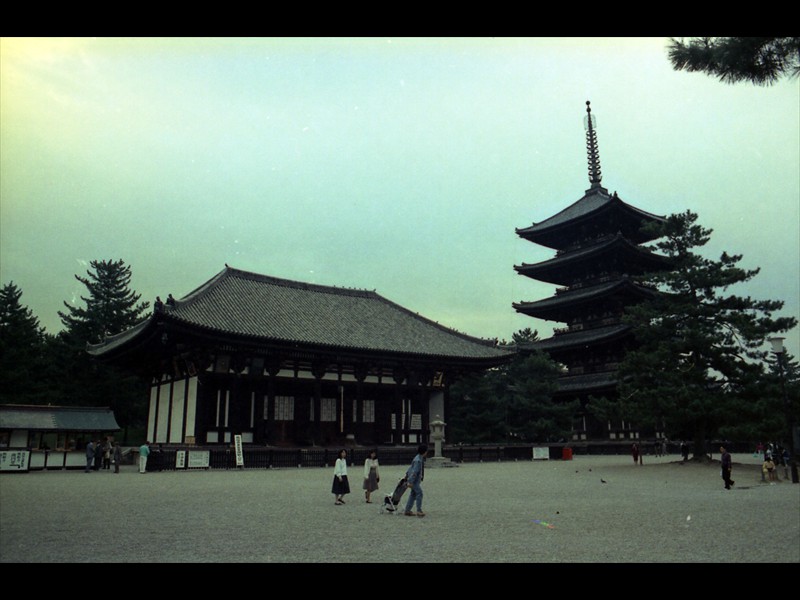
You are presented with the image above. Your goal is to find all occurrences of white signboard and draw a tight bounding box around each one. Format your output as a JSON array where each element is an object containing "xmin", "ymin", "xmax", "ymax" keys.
[
  {"xmin": 175, "ymin": 450, "xmax": 186, "ymax": 469},
  {"xmin": 234, "ymin": 434, "xmax": 244, "ymax": 467},
  {"xmin": 0, "ymin": 450, "xmax": 30, "ymax": 471},
  {"xmin": 187, "ymin": 450, "xmax": 210, "ymax": 468},
  {"xmin": 532, "ymin": 447, "xmax": 550, "ymax": 461}
]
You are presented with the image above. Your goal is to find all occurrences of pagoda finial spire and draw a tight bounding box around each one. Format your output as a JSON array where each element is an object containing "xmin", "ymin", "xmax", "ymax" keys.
[{"xmin": 584, "ymin": 100, "xmax": 602, "ymax": 187}]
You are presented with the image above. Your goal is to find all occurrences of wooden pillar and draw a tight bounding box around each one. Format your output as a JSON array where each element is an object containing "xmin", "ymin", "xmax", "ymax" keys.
[
  {"xmin": 341, "ymin": 367, "xmax": 354, "ymax": 438},
  {"xmin": 312, "ymin": 360, "xmax": 326, "ymax": 445},
  {"xmin": 354, "ymin": 364, "xmax": 367, "ymax": 442},
  {"xmin": 393, "ymin": 367, "xmax": 406, "ymax": 444},
  {"xmin": 264, "ymin": 359, "xmax": 281, "ymax": 445}
]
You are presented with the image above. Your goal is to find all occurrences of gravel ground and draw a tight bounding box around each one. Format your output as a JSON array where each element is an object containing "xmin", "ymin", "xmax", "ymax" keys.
[{"xmin": 1, "ymin": 452, "xmax": 797, "ymax": 563}]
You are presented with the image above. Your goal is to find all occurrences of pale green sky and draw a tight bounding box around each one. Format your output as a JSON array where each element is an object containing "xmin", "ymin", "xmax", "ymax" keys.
[{"xmin": 2, "ymin": 37, "xmax": 798, "ymax": 355}]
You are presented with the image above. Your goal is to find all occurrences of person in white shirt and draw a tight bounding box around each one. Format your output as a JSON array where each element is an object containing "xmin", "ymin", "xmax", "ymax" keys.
[
  {"xmin": 363, "ymin": 449, "xmax": 380, "ymax": 503},
  {"xmin": 331, "ymin": 449, "xmax": 350, "ymax": 505}
]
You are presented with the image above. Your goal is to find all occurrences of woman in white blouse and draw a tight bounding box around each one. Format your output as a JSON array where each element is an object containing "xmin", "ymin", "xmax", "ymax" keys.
[
  {"xmin": 363, "ymin": 449, "xmax": 380, "ymax": 503},
  {"xmin": 332, "ymin": 449, "xmax": 350, "ymax": 505}
]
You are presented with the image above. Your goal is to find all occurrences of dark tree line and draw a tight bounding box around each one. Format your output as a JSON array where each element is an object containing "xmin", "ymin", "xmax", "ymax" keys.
[
  {"xmin": 0, "ymin": 259, "xmax": 151, "ymax": 443},
  {"xmin": 448, "ymin": 330, "xmax": 578, "ymax": 444}
]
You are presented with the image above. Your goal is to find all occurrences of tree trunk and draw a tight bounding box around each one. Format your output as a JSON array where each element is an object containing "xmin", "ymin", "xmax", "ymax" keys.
[{"xmin": 692, "ymin": 420, "xmax": 710, "ymax": 461}]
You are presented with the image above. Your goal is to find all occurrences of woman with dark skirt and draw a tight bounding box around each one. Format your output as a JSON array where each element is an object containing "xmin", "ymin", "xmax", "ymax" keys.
[
  {"xmin": 332, "ymin": 449, "xmax": 350, "ymax": 505},
  {"xmin": 363, "ymin": 449, "xmax": 380, "ymax": 503}
]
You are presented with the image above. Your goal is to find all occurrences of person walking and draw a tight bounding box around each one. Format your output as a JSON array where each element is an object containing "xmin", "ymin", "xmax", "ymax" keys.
[
  {"xmin": 331, "ymin": 449, "xmax": 350, "ymax": 505},
  {"xmin": 363, "ymin": 449, "xmax": 380, "ymax": 503},
  {"xmin": 631, "ymin": 443, "xmax": 640, "ymax": 465},
  {"xmin": 720, "ymin": 446, "xmax": 735, "ymax": 490},
  {"xmin": 138, "ymin": 441, "xmax": 150, "ymax": 474},
  {"xmin": 113, "ymin": 442, "xmax": 123, "ymax": 474},
  {"xmin": 84, "ymin": 440, "xmax": 94, "ymax": 473},
  {"xmin": 404, "ymin": 444, "xmax": 428, "ymax": 517}
]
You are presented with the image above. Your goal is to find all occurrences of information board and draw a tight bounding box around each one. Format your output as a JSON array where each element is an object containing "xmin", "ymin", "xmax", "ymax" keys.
[
  {"xmin": 0, "ymin": 450, "xmax": 30, "ymax": 471},
  {"xmin": 187, "ymin": 450, "xmax": 210, "ymax": 468},
  {"xmin": 532, "ymin": 447, "xmax": 550, "ymax": 461},
  {"xmin": 234, "ymin": 435, "xmax": 244, "ymax": 467}
]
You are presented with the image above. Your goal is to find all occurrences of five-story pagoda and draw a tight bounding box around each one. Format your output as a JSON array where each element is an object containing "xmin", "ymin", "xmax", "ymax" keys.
[{"xmin": 513, "ymin": 102, "xmax": 673, "ymax": 442}]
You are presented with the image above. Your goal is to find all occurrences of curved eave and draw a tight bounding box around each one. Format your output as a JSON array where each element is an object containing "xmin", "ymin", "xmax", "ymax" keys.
[
  {"xmin": 554, "ymin": 372, "xmax": 618, "ymax": 395},
  {"xmin": 160, "ymin": 314, "xmax": 516, "ymax": 367},
  {"xmin": 88, "ymin": 298, "xmax": 514, "ymax": 370},
  {"xmin": 513, "ymin": 280, "xmax": 659, "ymax": 321},
  {"xmin": 514, "ymin": 235, "xmax": 674, "ymax": 285},
  {"xmin": 531, "ymin": 323, "xmax": 632, "ymax": 353},
  {"xmin": 516, "ymin": 189, "xmax": 667, "ymax": 249},
  {"xmin": 86, "ymin": 316, "xmax": 159, "ymax": 360}
]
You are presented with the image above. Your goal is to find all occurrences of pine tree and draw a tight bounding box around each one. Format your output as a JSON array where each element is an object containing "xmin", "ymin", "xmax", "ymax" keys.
[
  {"xmin": 505, "ymin": 351, "xmax": 574, "ymax": 443},
  {"xmin": 53, "ymin": 259, "xmax": 150, "ymax": 441},
  {"xmin": 0, "ymin": 282, "xmax": 47, "ymax": 404},
  {"xmin": 617, "ymin": 211, "xmax": 797, "ymax": 459},
  {"xmin": 450, "ymin": 332, "xmax": 570, "ymax": 444},
  {"xmin": 668, "ymin": 37, "xmax": 800, "ymax": 86},
  {"xmin": 58, "ymin": 259, "xmax": 150, "ymax": 345}
]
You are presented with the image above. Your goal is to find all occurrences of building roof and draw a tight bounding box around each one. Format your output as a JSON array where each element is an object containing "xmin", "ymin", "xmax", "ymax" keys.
[
  {"xmin": 88, "ymin": 267, "xmax": 513, "ymax": 363},
  {"xmin": 0, "ymin": 405, "xmax": 121, "ymax": 432}
]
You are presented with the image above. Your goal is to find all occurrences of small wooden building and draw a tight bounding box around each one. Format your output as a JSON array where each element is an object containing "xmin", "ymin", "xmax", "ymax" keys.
[
  {"xmin": 88, "ymin": 267, "xmax": 514, "ymax": 448},
  {"xmin": 0, "ymin": 404, "xmax": 121, "ymax": 471}
]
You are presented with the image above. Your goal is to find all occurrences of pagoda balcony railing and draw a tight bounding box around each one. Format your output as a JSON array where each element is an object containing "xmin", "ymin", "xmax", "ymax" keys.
[
  {"xmin": 555, "ymin": 233, "xmax": 617, "ymax": 256},
  {"xmin": 566, "ymin": 363, "xmax": 621, "ymax": 376},
  {"xmin": 553, "ymin": 317, "xmax": 622, "ymax": 336},
  {"xmin": 554, "ymin": 274, "xmax": 622, "ymax": 294}
]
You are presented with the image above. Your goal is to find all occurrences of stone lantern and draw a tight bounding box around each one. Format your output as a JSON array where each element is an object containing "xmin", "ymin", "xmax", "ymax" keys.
[{"xmin": 428, "ymin": 414, "xmax": 453, "ymax": 467}]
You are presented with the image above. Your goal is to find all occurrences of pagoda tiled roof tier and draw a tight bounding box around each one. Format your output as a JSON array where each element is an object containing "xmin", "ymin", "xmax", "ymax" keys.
[
  {"xmin": 88, "ymin": 267, "xmax": 514, "ymax": 365},
  {"xmin": 515, "ymin": 186, "xmax": 666, "ymax": 251},
  {"xmin": 514, "ymin": 233, "xmax": 673, "ymax": 286},
  {"xmin": 553, "ymin": 371, "xmax": 617, "ymax": 395},
  {"xmin": 526, "ymin": 323, "xmax": 631, "ymax": 353},
  {"xmin": 512, "ymin": 278, "xmax": 659, "ymax": 322}
]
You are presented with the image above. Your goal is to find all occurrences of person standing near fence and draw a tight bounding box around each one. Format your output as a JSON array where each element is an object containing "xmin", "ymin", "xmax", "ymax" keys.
[
  {"xmin": 113, "ymin": 442, "xmax": 122, "ymax": 474},
  {"xmin": 84, "ymin": 440, "xmax": 94, "ymax": 473},
  {"xmin": 102, "ymin": 438, "xmax": 112, "ymax": 470},
  {"xmin": 138, "ymin": 441, "xmax": 150, "ymax": 474}
]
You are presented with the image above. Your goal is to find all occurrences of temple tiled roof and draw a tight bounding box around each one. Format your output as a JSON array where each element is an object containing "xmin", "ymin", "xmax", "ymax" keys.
[
  {"xmin": 89, "ymin": 267, "xmax": 513, "ymax": 362},
  {"xmin": 0, "ymin": 405, "xmax": 121, "ymax": 432}
]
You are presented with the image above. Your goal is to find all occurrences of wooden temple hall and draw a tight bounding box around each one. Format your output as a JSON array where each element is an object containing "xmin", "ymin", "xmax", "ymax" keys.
[{"xmin": 88, "ymin": 269, "xmax": 514, "ymax": 448}]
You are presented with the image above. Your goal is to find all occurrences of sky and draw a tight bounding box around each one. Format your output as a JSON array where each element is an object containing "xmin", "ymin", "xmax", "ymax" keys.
[{"xmin": 1, "ymin": 37, "xmax": 799, "ymax": 357}]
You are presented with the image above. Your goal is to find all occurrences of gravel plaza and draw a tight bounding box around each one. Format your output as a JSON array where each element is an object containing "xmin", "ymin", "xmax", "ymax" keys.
[{"xmin": 1, "ymin": 452, "xmax": 798, "ymax": 564}]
